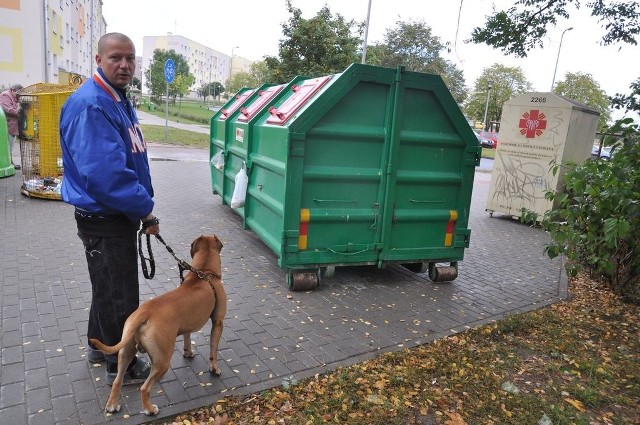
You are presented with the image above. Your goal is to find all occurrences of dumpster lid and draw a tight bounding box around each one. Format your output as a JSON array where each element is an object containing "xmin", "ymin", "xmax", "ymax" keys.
[
  {"xmin": 238, "ymin": 85, "xmax": 285, "ymax": 122},
  {"xmin": 266, "ymin": 76, "xmax": 332, "ymax": 125},
  {"xmin": 219, "ymin": 89, "xmax": 254, "ymax": 120}
]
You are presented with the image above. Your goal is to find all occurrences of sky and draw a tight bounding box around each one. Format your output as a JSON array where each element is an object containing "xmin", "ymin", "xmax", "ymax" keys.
[{"xmin": 102, "ymin": 0, "xmax": 640, "ymax": 120}]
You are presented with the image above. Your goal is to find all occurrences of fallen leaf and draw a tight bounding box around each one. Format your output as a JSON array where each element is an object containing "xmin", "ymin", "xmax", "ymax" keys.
[
  {"xmin": 564, "ymin": 397, "xmax": 586, "ymax": 412},
  {"xmin": 374, "ymin": 379, "xmax": 386, "ymax": 389},
  {"xmin": 444, "ymin": 411, "xmax": 467, "ymax": 424}
]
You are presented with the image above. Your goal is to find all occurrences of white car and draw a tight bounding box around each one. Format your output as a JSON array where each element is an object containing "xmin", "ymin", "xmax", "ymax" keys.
[{"xmin": 591, "ymin": 145, "xmax": 612, "ymax": 160}]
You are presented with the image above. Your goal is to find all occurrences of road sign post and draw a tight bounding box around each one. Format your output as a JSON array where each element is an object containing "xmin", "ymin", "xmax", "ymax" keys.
[{"xmin": 164, "ymin": 59, "xmax": 176, "ymax": 141}]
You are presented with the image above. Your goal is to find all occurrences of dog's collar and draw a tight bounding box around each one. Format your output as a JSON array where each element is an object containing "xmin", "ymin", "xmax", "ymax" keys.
[{"xmin": 189, "ymin": 268, "xmax": 221, "ymax": 291}]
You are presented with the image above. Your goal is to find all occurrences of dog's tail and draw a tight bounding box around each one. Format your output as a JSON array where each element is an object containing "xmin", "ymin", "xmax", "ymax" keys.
[
  {"xmin": 88, "ymin": 310, "xmax": 149, "ymax": 355},
  {"xmin": 89, "ymin": 337, "xmax": 122, "ymax": 355}
]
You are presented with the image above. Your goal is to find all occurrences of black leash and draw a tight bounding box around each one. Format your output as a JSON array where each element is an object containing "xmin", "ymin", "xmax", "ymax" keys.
[
  {"xmin": 138, "ymin": 228, "xmax": 216, "ymax": 283},
  {"xmin": 154, "ymin": 233, "xmax": 192, "ymax": 281},
  {"xmin": 137, "ymin": 216, "xmax": 162, "ymax": 279},
  {"xmin": 138, "ymin": 229, "xmax": 156, "ymax": 279}
]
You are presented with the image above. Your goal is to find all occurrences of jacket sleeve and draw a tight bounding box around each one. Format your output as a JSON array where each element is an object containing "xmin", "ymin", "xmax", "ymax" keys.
[{"xmin": 61, "ymin": 104, "xmax": 154, "ymax": 220}]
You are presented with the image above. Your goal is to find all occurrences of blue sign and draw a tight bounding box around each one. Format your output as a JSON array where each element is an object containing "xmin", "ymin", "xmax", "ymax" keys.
[{"xmin": 164, "ymin": 58, "xmax": 175, "ymax": 84}]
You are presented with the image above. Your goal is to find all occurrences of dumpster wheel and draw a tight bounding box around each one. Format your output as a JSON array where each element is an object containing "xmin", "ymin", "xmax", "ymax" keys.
[
  {"xmin": 428, "ymin": 262, "xmax": 458, "ymax": 283},
  {"xmin": 287, "ymin": 269, "xmax": 320, "ymax": 291}
]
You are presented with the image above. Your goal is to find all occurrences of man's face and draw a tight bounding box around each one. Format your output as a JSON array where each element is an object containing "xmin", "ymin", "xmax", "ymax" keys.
[{"xmin": 96, "ymin": 37, "xmax": 135, "ymax": 89}]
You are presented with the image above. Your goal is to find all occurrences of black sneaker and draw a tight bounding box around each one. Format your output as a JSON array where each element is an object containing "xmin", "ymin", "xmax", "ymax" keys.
[
  {"xmin": 86, "ymin": 346, "xmax": 105, "ymax": 363},
  {"xmin": 106, "ymin": 357, "xmax": 151, "ymax": 386}
]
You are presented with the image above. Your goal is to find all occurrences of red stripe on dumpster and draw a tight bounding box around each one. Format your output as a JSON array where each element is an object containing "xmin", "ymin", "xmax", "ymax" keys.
[
  {"xmin": 444, "ymin": 210, "xmax": 458, "ymax": 247},
  {"xmin": 299, "ymin": 209, "xmax": 310, "ymax": 250}
]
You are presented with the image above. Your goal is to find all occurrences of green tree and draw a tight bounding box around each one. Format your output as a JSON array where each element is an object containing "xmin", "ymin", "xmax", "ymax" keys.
[
  {"xmin": 226, "ymin": 61, "xmax": 273, "ymax": 96},
  {"xmin": 553, "ymin": 72, "xmax": 612, "ymax": 131},
  {"xmin": 249, "ymin": 61, "xmax": 271, "ymax": 86},
  {"xmin": 131, "ymin": 76, "xmax": 142, "ymax": 91},
  {"xmin": 463, "ymin": 65, "xmax": 532, "ymax": 127},
  {"xmin": 227, "ymin": 71, "xmax": 259, "ymax": 96},
  {"xmin": 367, "ymin": 19, "xmax": 468, "ymax": 103},
  {"xmin": 173, "ymin": 73, "xmax": 194, "ymax": 102},
  {"xmin": 198, "ymin": 82, "xmax": 225, "ymax": 101},
  {"xmin": 264, "ymin": 1, "xmax": 363, "ymax": 83},
  {"xmin": 469, "ymin": 1, "xmax": 640, "ymax": 58},
  {"xmin": 145, "ymin": 49, "xmax": 193, "ymax": 103}
]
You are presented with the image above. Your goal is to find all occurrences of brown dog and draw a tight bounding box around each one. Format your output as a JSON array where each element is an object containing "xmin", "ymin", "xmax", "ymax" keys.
[{"xmin": 90, "ymin": 235, "xmax": 226, "ymax": 416}]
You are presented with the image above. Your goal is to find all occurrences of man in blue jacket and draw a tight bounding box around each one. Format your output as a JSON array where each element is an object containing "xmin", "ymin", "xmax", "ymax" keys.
[{"xmin": 60, "ymin": 32, "xmax": 158, "ymax": 385}]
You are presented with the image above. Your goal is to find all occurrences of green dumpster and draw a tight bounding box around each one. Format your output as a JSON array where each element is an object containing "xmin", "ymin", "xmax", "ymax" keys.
[
  {"xmin": 210, "ymin": 87, "xmax": 259, "ymax": 197},
  {"xmin": 210, "ymin": 64, "xmax": 480, "ymax": 290},
  {"xmin": 148, "ymin": 103, "xmax": 155, "ymax": 111}
]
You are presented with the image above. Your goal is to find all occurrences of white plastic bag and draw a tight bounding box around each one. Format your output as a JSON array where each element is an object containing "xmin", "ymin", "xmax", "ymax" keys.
[
  {"xmin": 231, "ymin": 163, "xmax": 248, "ymax": 209},
  {"xmin": 210, "ymin": 150, "xmax": 224, "ymax": 170}
]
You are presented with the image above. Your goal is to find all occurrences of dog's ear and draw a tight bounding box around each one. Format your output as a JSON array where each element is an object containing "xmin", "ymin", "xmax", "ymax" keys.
[
  {"xmin": 213, "ymin": 235, "xmax": 223, "ymax": 251},
  {"xmin": 190, "ymin": 235, "xmax": 206, "ymax": 257}
]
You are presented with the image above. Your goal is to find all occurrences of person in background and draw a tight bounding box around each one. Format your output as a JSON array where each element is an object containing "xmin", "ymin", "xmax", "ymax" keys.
[
  {"xmin": 0, "ymin": 83, "xmax": 23, "ymax": 170},
  {"xmin": 59, "ymin": 32, "xmax": 158, "ymax": 386}
]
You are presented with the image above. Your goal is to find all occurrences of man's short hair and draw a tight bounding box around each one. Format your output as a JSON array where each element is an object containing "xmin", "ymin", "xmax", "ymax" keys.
[
  {"xmin": 10, "ymin": 84, "xmax": 23, "ymax": 92},
  {"xmin": 97, "ymin": 33, "xmax": 134, "ymax": 55}
]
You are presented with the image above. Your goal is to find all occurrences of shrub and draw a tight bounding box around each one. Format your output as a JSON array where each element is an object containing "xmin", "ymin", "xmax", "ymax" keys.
[{"xmin": 542, "ymin": 118, "xmax": 640, "ymax": 304}]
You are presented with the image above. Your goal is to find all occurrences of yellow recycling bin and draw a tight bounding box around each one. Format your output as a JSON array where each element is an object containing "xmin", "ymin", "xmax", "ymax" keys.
[{"xmin": 18, "ymin": 83, "xmax": 77, "ymax": 199}]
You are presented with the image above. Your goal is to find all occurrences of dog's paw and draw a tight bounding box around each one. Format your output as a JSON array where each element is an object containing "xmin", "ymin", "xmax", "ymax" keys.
[
  {"xmin": 143, "ymin": 404, "xmax": 159, "ymax": 416},
  {"xmin": 183, "ymin": 348, "xmax": 195, "ymax": 358},
  {"xmin": 209, "ymin": 363, "xmax": 222, "ymax": 376},
  {"xmin": 105, "ymin": 404, "xmax": 121, "ymax": 413}
]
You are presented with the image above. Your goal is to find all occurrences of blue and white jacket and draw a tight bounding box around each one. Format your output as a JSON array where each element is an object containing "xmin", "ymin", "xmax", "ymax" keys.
[{"xmin": 60, "ymin": 68, "xmax": 154, "ymax": 223}]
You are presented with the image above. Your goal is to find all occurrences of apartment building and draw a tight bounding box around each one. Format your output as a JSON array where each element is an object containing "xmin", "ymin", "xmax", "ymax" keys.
[
  {"xmin": 1, "ymin": 2, "xmax": 250, "ymax": 94},
  {"xmin": 142, "ymin": 33, "xmax": 252, "ymax": 96},
  {"xmin": 0, "ymin": 0, "xmax": 105, "ymax": 87}
]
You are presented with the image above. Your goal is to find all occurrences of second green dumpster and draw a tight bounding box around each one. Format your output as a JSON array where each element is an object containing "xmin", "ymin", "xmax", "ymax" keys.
[{"xmin": 210, "ymin": 64, "xmax": 480, "ymax": 290}]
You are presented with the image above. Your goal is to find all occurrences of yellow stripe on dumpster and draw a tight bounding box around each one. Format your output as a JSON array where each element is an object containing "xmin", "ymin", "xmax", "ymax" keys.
[
  {"xmin": 299, "ymin": 208, "xmax": 310, "ymax": 250},
  {"xmin": 444, "ymin": 210, "xmax": 458, "ymax": 247}
]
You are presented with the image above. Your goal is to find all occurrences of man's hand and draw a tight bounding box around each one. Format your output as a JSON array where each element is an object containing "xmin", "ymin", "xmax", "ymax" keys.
[{"xmin": 141, "ymin": 214, "xmax": 160, "ymax": 235}]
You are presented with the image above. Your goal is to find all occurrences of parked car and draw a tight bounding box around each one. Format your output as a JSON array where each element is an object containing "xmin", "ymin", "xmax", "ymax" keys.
[
  {"xmin": 591, "ymin": 145, "xmax": 612, "ymax": 160},
  {"xmin": 475, "ymin": 130, "xmax": 497, "ymax": 148},
  {"xmin": 478, "ymin": 130, "xmax": 499, "ymax": 148},
  {"xmin": 476, "ymin": 133, "xmax": 495, "ymax": 148}
]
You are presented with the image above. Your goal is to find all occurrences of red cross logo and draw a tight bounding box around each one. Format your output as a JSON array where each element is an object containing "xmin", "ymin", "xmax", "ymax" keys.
[{"xmin": 519, "ymin": 110, "xmax": 547, "ymax": 138}]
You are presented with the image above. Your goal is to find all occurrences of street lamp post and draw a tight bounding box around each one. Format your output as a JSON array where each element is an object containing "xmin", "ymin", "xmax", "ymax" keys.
[
  {"xmin": 361, "ymin": 0, "xmax": 372, "ymax": 64},
  {"xmin": 551, "ymin": 27, "xmax": 573, "ymax": 90},
  {"xmin": 227, "ymin": 46, "xmax": 239, "ymax": 97},
  {"xmin": 482, "ymin": 80, "xmax": 493, "ymax": 131},
  {"xmin": 229, "ymin": 46, "xmax": 239, "ymax": 80},
  {"xmin": 208, "ymin": 60, "xmax": 212, "ymax": 102}
]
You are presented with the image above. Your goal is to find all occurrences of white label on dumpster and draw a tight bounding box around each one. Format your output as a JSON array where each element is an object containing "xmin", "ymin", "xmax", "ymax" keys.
[{"xmin": 235, "ymin": 128, "xmax": 244, "ymax": 143}]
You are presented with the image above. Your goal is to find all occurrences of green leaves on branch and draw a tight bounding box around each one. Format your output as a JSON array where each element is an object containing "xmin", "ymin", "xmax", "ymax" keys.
[
  {"xmin": 470, "ymin": 1, "xmax": 640, "ymax": 58},
  {"xmin": 539, "ymin": 119, "xmax": 640, "ymax": 303}
]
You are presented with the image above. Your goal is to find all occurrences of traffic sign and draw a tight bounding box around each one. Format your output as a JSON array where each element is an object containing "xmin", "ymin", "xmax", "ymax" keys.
[{"xmin": 164, "ymin": 58, "xmax": 175, "ymax": 84}]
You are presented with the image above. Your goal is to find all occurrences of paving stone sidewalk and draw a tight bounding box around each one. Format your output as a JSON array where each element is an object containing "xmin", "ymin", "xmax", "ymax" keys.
[{"xmin": 0, "ymin": 146, "xmax": 566, "ymax": 425}]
